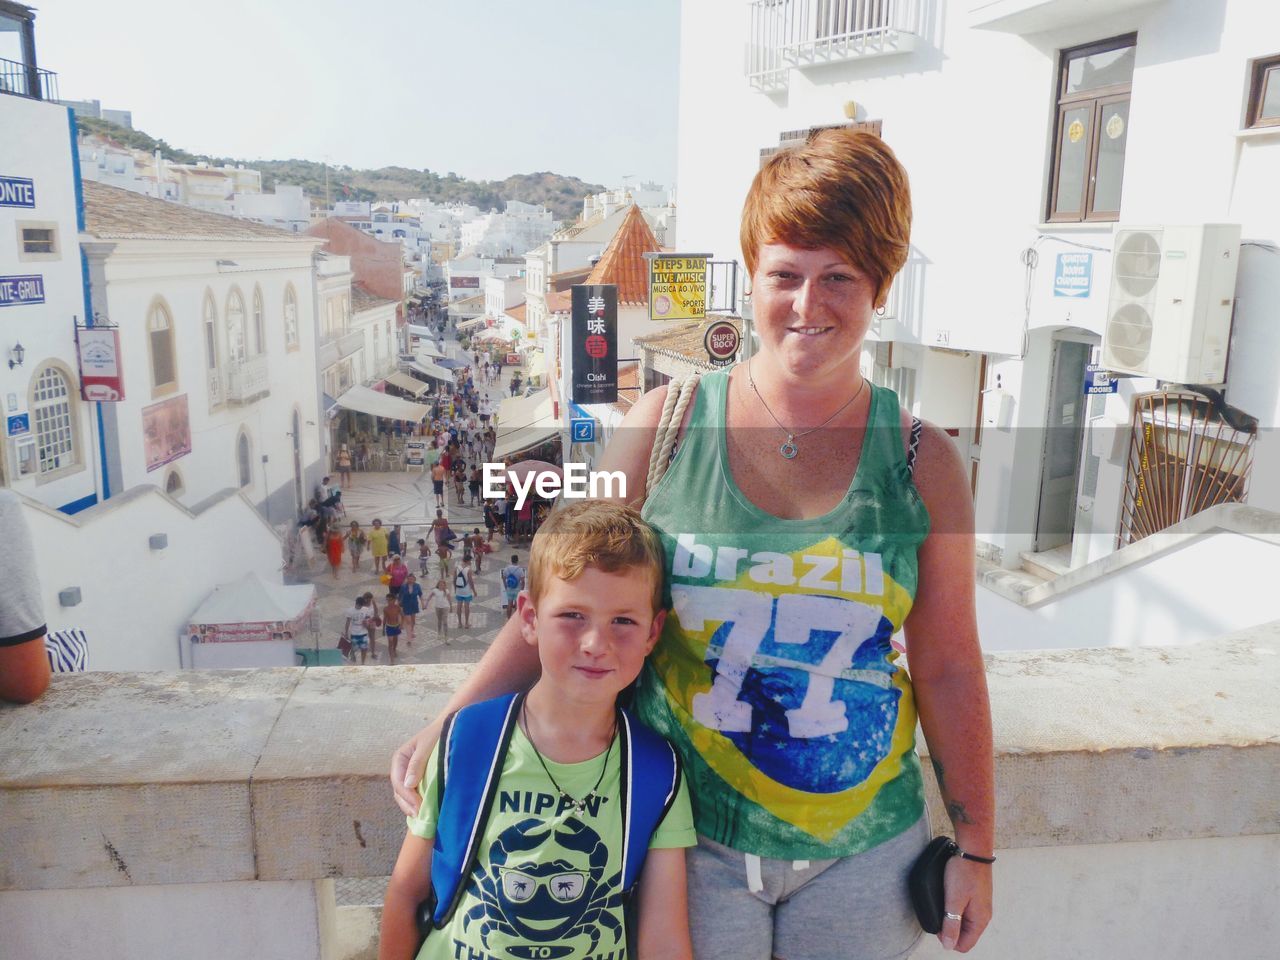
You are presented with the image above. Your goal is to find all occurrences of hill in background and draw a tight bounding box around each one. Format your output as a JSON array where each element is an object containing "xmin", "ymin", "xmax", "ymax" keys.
[{"xmin": 76, "ymin": 117, "xmax": 603, "ymax": 221}]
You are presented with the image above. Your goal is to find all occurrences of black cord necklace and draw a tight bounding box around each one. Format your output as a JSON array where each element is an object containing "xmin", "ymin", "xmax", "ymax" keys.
[{"xmin": 522, "ymin": 698, "xmax": 616, "ymax": 814}]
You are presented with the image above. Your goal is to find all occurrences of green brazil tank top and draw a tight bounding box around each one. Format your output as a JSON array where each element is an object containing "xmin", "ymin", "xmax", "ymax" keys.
[{"xmin": 636, "ymin": 370, "xmax": 931, "ymax": 860}]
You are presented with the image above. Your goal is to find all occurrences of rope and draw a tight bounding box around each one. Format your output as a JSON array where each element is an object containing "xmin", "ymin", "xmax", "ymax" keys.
[{"xmin": 646, "ymin": 374, "xmax": 700, "ymax": 495}]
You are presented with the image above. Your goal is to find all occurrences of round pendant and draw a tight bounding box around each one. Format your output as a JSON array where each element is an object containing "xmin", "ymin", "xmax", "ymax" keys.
[{"xmin": 779, "ymin": 439, "xmax": 798, "ymax": 460}]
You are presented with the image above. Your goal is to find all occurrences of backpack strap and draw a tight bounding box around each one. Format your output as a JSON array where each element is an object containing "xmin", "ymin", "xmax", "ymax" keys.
[
  {"xmin": 617, "ymin": 709, "xmax": 683, "ymax": 893},
  {"xmin": 429, "ymin": 692, "xmax": 522, "ymax": 927},
  {"xmin": 906, "ymin": 417, "xmax": 924, "ymax": 480},
  {"xmin": 645, "ymin": 374, "xmax": 701, "ymax": 495}
]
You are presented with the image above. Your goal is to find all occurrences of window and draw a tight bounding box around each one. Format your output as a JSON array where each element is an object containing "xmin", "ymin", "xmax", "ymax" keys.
[
  {"xmin": 236, "ymin": 431, "xmax": 252, "ymax": 488},
  {"xmin": 1245, "ymin": 54, "xmax": 1280, "ymax": 129},
  {"xmin": 31, "ymin": 365, "xmax": 78, "ymax": 475},
  {"xmin": 203, "ymin": 292, "xmax": 219, "ymax": 370},
  {"xmin": 17, "ymin": 223, "xmax": 58, "ymax": 260},
  {"xmin": 284, "ymin": 285, "xmax": 299, "ymax": 350},
  {"xmin": 252, "ymin": 286, "xmax": 266, "ymax": 356},
  {"xmin": 226, "ymin": 287, "xmax": 247, "ymax": 363},
  {"xmin": 147, "ymin": 300, "xmax": 177, "ymax": 394},
  {"xmin": 1047, "ymin": 34, "xmax": 1135, "ymax": 223}
]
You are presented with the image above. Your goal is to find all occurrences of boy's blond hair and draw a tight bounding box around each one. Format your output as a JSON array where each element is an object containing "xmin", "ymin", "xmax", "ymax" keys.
[{"xmin": 527, "ymin": 500, "xmax": 665, "ymax": 613}]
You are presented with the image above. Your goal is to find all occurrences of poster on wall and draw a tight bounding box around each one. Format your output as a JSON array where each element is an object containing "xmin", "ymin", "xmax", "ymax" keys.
[
  {"xmin": 570, "ymin": 284, "xmax": 618, "ymax": 404},
  {"xmin": 647, "ymin": 254, "xmax": 709, "ymax": 321},
  {"xmin": 142, "ymin": 394, "xmax": 192, "ymax": 472},
  {"xmin": 76, "ymin": 326, "xmax": 125, "ymax": 401}
]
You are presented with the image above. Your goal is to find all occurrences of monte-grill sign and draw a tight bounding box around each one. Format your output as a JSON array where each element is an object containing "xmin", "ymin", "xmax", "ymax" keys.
[
  {"xmin": 0, "ymin": 176, "xmax": 35, "ymax": 208},
  {"xmin": 0, "ymin": 275, "xmax": 45, "ymax": 307}
]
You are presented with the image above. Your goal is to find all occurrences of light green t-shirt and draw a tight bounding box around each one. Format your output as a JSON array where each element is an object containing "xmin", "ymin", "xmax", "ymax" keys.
[{"xmin": 407, "ymin": 724, "xmax": 696, "ymax": 960}]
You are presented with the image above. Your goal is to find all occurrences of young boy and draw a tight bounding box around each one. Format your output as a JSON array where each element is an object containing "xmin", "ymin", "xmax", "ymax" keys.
[
  {"xmin": 380, "ymin": 501, "xmax": 695, "ymax": 960},
  {"xmin": 383, "ymin": 592, "xmax": 404, "ymax": 666}
]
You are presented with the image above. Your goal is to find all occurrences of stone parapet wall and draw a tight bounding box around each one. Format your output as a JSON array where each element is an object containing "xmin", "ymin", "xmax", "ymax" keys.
[{"xmin": 2, "ymin": 629, "xmax": 1278, "ymax": 958}]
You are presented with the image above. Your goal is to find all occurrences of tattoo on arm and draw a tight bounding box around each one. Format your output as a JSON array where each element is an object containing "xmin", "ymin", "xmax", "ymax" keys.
[
  {"xmin": 948, "ymin": 800, "xmax": 974, "ymax": 825},
  {"xmin": 930, "ymin": 757, "xmax": 946, "ymax": 792}
]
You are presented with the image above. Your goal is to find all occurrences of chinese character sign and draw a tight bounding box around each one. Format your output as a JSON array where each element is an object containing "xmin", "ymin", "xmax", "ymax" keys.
[
  {"xmin": 648, "ymin": 256, "xmax": 708, "ymax": 321},
  {"xmin": 571, "ymin": 285, "xmax": 617, "ymax": 404}
]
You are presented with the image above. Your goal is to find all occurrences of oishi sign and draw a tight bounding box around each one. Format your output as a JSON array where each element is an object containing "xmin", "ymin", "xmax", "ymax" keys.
[{"xmin": 571, "ymin": 284, "xmax": 617, "ymax": 404}]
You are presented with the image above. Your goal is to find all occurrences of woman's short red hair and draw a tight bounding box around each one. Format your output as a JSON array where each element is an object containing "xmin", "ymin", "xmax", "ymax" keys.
[{"xmin": 740, "ymin": 127, "xmax": 912, "ymax": 308}]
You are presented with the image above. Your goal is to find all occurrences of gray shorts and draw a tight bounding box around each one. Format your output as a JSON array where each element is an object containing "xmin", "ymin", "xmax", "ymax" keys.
[{"xmin": 687, "ymin": 815, "xmax": 928, "ymax": 960}]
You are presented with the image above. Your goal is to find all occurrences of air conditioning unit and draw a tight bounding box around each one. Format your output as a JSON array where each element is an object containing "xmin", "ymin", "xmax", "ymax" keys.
[{"xmin": 1101, "ymin": 224, "xmax": 1241, "ymax": 384}]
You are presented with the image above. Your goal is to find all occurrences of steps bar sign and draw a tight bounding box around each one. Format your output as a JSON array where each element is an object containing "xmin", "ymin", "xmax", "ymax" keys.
[{"xmin": 646, "ymin": 253, "xmax": 710, "ymax": 321}]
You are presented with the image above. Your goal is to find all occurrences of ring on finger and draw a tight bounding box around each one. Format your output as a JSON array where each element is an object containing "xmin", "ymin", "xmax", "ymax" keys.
[{"xmin": 944, "ymin": 912, "xmax": 963, "ymax": 922}]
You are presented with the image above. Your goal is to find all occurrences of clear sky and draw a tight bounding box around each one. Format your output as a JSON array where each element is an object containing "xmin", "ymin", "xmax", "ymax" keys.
[{"xmin": 35, "ymin": 0, "xmax": 681, "ymax": 188}]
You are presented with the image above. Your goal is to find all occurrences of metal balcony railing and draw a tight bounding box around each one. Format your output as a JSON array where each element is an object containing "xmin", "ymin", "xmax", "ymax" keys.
[
  {"xmin": 224, "ymin": 355, "xmax": 270, "ymax": 404},
  {"xmin": 746, "ymin": 0, "xmax": 922, "ymax": 90},
  {"xmin": 0, "ymin": 56, "xmax": 58, "ymax": 101}
]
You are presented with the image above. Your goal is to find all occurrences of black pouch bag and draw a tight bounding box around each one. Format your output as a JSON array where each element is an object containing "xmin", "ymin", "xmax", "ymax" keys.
[{"xmin": 907, "ymin": 836, "xmax": 957, "ymax": 934}]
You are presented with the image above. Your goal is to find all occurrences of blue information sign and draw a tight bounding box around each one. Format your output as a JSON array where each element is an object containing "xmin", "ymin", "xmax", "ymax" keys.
[
  {"xmin": 1053, "ymin": 253, "xmax": 1092, "ymax": 298},
  {"xmin": 570, "ymin": 418, "xmax": 596, "ymax": 443},
  {"xmin": 1083, "ymin": 364, "xmax": 1118, "ymax": 395},
  {"xmin": 0, "ymin": 275, "xmax": 45, "ymax": 308},
  {"xmin": 6, "ymin": 413, "xmax": 30, "ymax": 437},
  {"xmin": 0, "ymin": 176, "xmax": 35, "ymax": 208}
]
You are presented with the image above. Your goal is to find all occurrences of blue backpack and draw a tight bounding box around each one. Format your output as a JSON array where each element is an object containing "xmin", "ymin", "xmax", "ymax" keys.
[{"xmin": 417, "ymin": 692, "xmax": 682, "ymax": 941}]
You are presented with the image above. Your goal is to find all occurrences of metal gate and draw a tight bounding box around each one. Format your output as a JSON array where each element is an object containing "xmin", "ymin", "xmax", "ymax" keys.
[{"xmin": 1118, "ymin": 391, "xmax": 1255, "ymax": 547}]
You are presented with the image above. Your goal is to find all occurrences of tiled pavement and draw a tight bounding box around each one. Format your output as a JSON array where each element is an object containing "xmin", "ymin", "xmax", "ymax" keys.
[
  {"xmin": 297, "ymin": 472, "xmax": 529, "ymax": 665},
  {"xmin": 296, "ymin": 333, "xmax": 528, "ymax": 667}
]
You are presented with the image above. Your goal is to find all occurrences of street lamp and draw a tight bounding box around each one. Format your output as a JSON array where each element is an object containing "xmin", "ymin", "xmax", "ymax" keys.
[{"xmin": 8, "ymin": 342, "xmax": 24, "ymax": 370}]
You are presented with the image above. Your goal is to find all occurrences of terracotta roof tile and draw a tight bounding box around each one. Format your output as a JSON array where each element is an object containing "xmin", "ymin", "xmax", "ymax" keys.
[
  {"xmin": 549, "ymin": 265, "xmax": 593, "ymax": 290},
  {"xmin": 352, "ymin": 285, "xmax": 398, "ymax": 312},
  {"xmin": 545, "ymin": 290, "xmax": 573, "ymax": 314},
  {"xmin": 505, "ymin": 303, "xmax": 528, "ymax": 323},
  {"xmin": 82, "ymin": 180, "xmax": 306, "ymax": 242},
  {"xmin": 584, "ymin": 205, "xmax": 661, "ymax": 304},
  {"xmin": 634, "ymin": 316, "xmax": 742, "ymax": 371}
]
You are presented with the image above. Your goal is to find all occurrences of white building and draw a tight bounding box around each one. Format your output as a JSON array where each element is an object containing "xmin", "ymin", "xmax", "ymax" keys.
[
  {"xmin": 80, "ymin": 181, "xmax": 327, "ymax": 523},
  {"xmin": 0, "ymin": 81, "xmax": 100, "ymax": 513},
  {"xmin": 233, "ymin": 184, "xmax": 312, "ymax": 233},
  {"xmin": 677, "ymin": 0, "xmax": 1280, "ymax": 579},
  {"xmin": 458, "ymin": 200, "xmax": 557, "ymax": 257}
]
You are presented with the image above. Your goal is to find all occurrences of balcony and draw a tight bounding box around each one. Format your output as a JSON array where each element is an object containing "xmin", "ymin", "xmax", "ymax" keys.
[
  {"xmin": 223, "ymin": 355, "xmax": 270, "ymax": 404},
  {"xmin": 747, "ymin": 0, "xmax": 922, "ymax": 91},
  {"xmin": 1, "ymin": 631, "xmax": 1276, "ymax": 959},
  {"xmin": 337, "ymin": 329, "xmax": 364, "ymax": 360},
  {"xmin": 0, "ymin": 55, "xmax": 58, "ymax": 101}
]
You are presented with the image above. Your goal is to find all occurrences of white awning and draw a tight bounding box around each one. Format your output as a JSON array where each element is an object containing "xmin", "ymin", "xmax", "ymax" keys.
[
  {"xmin": 409, "ymin": 359, "xmax": 456, "ymax": 383},
  {"xmin": 385, "ymin": 371, "xmax": 430, "ymax": 398},
  {"xmin": 407, "ymin": 323, "xmax": 433, "ymax": 338},
  {"xmin": 493, "ymin": 388, "xmax": 559, "ymax": 459},
  {"xmin": 493, "ymin": 424, "xmax": 561, "ymax": 461},
  {"xmin": 497, "ymin": 388, "xmax": 553, "ymax": 430},
  {"xmin": 333, "ymin": 384, "xmax": 432, "ymax": 422},
  {"xmin": 457, "ymin": 316, "xmax": 488, "ymax": 332},
  {"xmin": 189, "ymin": 573, "xmax": 316, "ymax": 626}
]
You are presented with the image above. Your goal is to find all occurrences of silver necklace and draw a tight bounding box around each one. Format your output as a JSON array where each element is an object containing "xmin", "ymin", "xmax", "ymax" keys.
[
  {"xmin": 746, "ymin": 359, "xmax": 867, "ymax": 460},
  {"xmin": 522, "ymin": 699, "xmax": 616, "ymax": 814}
]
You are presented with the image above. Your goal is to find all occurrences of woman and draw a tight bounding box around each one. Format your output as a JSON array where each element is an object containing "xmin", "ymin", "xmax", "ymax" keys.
[
  {"xmin": 399, "ymin": 573, "xmax": 423, "ymax": 645},
  {"xmin": 336, "ymin": 445, "xmax": 353, "ymax": 487},
  {"xmin": 324, "ymin": 526, "xmax": 344, "ymax": 579},
  {"xmin": 346, "ymin": 521, "xmax": 366, "ymax": 572},
  {"xmin": 390, "ymin": 128, "xmax": 994, "ymax": 958},
  {"xmin": 386, "ymin": 554, "xmax": 410, "ymax": 600},
  {"xmin": 452, "ymin": 557, "xmax": 474, "ymax": 630}
]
